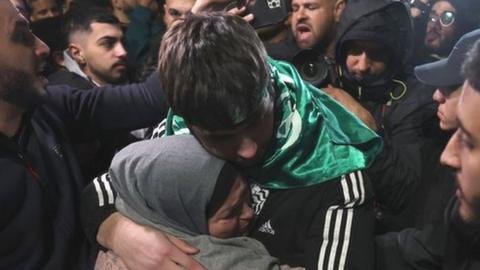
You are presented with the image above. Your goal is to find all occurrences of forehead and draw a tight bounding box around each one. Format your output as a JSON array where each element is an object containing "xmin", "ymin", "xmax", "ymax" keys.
[
  {"xmin": 292, "ymin": 0, "xmax": 328, "ymax": 5},
  {"xmin": 0, "ymin": 1, "xmax": 24, "ymax": 35},
  {"xmin": 432, "ymin": 1, "xmax": 456, "ymax": 13},
  {"xmin": 88, "ymin": 22, "xmax": 123, "ymax": 39},
  {"xmin": 165, "ymin": 0, "xmax": 195, "ymax": 7},
  {"xmin": 190, "ymin": 94, "xmax": 273, "ymax": 137},
  {"xmin": 347, "ymin": 40, "xmax": 386, "ymax": 51},
  {"xmin": 458, "ymin": 81, "xmax": 480, "ymax": 139},
  {"xmin": 123, "ymin": 0, "xmax": 138, "ymax": 7},
  {"xmin": 31, "ymin": 0, "xmax": 57, "ymax": 8}
]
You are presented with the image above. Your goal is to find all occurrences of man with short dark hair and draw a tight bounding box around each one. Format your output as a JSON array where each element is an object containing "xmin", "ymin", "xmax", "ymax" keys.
[
  {"xmin": 376, "ymin": 35, "xmax": 480, "ymax": 270},
  {"xmin": 28, "ymin": 0, "xmax": 61, "ymax": 21},
  {"xmin": 417, "ymin": 0, "xmax": 478, "ymax": 64},
  {"xmin": 60, "ymin": 7, "xmax": 128, "ymax": 87},
  {"xmin": 156, "ymin": 12, "xmax": 382, "ymax": 269},
  {"xmin": 0, "ymin": 1, "xmax": 203, "ymax": 268}
]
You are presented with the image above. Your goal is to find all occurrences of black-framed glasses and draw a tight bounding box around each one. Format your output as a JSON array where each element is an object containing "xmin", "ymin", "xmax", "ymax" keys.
[{"xmin": 429, "ymin": 10, "xmax": 456, "ymax": 27}]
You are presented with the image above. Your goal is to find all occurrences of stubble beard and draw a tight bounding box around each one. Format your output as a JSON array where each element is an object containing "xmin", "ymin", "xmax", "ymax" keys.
[{"xmin": 0, "ymin": 65, "xmax": 46, "ymax": 111}]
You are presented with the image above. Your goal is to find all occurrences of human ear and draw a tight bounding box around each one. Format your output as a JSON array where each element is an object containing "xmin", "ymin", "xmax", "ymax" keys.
[
  {"xmin": 333, "ymin": 0, "xmax": 345, "ymax": 23},
  {"xmin": 68, "ymin": 43, "xmax": 85, "ymax": 65}
]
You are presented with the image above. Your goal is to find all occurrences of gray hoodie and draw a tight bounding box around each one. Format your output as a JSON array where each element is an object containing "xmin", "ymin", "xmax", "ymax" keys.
[{"xmin": 110, "ymin": 135, "xmax": 284, "ymax": 269}]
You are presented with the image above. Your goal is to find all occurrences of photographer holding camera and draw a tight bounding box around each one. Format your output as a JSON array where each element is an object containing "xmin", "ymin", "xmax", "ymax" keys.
[{"xmin": 320, "ymin": 0, "xmax": 444, "ymax": 232}]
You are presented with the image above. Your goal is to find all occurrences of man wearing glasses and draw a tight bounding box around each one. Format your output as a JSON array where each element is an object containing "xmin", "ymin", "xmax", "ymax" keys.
[{"xmin": 420, "ymin": 0, "xmax": 478, "ymax": 64}]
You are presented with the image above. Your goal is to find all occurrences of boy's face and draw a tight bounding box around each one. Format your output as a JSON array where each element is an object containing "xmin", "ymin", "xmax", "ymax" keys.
[
  {"xmin": 208, "ymin": 173, "xmax": 253, "ymax": 238},
  {"xmin": 432, "ymin": 86, "xmax": 461, "ymax": 130},
  {"xmin": 188, "ymin": 95, "xmax": 275, "ymax": 168}
]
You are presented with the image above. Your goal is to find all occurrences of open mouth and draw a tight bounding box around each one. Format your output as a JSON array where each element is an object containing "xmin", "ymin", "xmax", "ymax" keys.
[
  {"xmin": 426, "ymin": 30, "xmax": 440, "ymax": 43},
  {"xmin": 296, "ymin": 24, "xmax": 312, "ymax": 40}
]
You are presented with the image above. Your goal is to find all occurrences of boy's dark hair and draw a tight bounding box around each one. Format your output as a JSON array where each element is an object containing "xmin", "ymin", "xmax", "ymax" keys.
[
  {"xmin": 63, "ymin": 5, "xmax": 119, "ymax": 40},
  {"xmin": 462, "ymin": 40, "xmax": 480, "ymax": 93},
  {"xmin": 158, "ymin": 12, "xmax": 270, "ymax": 130}
]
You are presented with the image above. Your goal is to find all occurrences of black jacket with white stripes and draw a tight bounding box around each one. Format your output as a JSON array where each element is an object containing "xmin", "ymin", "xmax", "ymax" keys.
[
  {"xmin": 250, "ymin": 170, "xmax": 376, "ymax": 269},
  {"xmin": 0, "ymin": 74, "xmax": 166, "ymax": 269}
]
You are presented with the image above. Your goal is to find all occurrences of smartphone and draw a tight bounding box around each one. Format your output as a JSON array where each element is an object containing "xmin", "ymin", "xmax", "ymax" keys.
[{"xmin": 234, "ymin": 0, "xmax": 289, "ymax": 29}]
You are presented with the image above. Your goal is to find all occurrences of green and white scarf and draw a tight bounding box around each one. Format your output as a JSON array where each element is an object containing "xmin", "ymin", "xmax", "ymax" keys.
[{"xmin": 164, "ymin": 58, "xmax": 382, "ymax": 189}]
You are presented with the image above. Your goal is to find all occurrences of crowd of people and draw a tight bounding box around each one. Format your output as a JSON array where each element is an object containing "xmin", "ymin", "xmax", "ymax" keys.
[{"xmin": 1, "ymin": 0, "xmax": 480, "ymax": 269}]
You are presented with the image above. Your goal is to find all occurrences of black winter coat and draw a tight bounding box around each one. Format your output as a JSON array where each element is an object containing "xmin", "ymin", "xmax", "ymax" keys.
[
  {"xmin": 376, "ymin": 198, "xmax": 480, "ymax": 270},
  {"xmin": 0, "ymin": 74, "xmax": 166, "ymax": 269}
]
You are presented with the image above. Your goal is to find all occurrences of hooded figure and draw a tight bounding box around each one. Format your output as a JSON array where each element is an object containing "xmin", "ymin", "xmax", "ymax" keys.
[
  {"xmin": 335, "ymin": 0, "xmax": 413, "ymax": 103},
  {"xmin": 109, "ymin": 135, "xmax": 285, "ymax": 270},
  {"xmin": 330, "ymin": 0, "xmax": 444, "ymax": 231}
]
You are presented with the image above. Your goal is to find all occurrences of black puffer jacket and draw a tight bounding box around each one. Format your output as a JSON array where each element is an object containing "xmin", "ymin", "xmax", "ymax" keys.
[
  {"xmin": 334, "ymin": 0, "xmax": 444, "ymax": 230},
  {"xmin": 0, "ymin": 74, "xmax": 166, "ymax": 269}
]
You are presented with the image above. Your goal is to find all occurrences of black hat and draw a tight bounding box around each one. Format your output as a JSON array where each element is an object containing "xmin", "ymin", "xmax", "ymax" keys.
[{"xmin": 415, "ymin": 29, "xmax": 480, "ymax": 87}]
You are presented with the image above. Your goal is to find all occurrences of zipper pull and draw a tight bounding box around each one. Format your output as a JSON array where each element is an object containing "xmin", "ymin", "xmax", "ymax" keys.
[{"xmin": 17, "ymin": 152, "xmax": 39, "ymax": 180}]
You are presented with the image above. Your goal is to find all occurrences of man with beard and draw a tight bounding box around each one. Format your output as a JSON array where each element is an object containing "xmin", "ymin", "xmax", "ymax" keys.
[
  {"xmin": 0, "ymin": 1, "xmax": 204, "ymax": 269},
  {"xmin": 376, "ymin": 37, "xmax": 480, "ymax": 270},
  {"xmin": 417, "ymin": 0, "xmax": 478, "ymax": 65},
  {"xmin": 290, "ymin": 0, "xmax": 345, "ymax": 57},
  {"xmin": 400, "ymin": 30, "xmax": 480, "ymax": 230},
  {"xmin": 56, "ymin": 7, "xmax": 129, "ymax": 87},
  {"xmin": 47, "ymin": 7, "xmax": 139, "ymax": 180},
  {"xmin": 321, "ymin": 0, "xmax": 443, "ymax": 231}
]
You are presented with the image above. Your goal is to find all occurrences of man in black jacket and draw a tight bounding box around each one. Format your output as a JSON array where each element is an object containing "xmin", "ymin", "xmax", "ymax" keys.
[
  {"xmin": 0, "ymin": 1, "xmax": 204, "ymax": 269},
  {"xmin": 376, "ymin": 33, "xmax": 480, "ymax": 270},
  {"xmin": 48, "ymin": 7, "xmax": 139, "ymax": 181},
  {"xmin": 320, "ymin": 0, "xmax": 441, "ymax": 231}
]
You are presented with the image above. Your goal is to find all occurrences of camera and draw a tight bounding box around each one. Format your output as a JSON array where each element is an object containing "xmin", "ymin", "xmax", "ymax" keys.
[{"xmin": 292, "ymin": 49, "xmax": 339, "ymax": 88}]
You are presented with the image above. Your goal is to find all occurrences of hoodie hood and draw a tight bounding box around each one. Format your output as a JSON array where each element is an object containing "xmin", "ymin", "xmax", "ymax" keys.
[
  {"xmin": 335, "ymin": 0, "xmax": 413, "ymax": 101},
  {"xmin": 110, "ymin": 135, "xmax": 227, "ymax": 236}
]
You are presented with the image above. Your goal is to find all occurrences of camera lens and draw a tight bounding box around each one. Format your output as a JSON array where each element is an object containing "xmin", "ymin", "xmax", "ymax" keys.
[
  {"xmin": 293, "ymin": 49, "xmax": 331, "ymax": 87},
  {"xmin": 302, "ymin": 62, "xmax": 318, "ymax": 79}
]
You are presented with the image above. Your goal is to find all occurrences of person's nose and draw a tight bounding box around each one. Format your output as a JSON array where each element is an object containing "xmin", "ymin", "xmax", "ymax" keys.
[
  {"xmin": 236, "ymin": 138, "xmax": 258, "ymax": 160},
  {"xmin": 46, "ymin": 10, "xmax": 55, "ymax": 18},
  {"xmin": 440, "ymin": 129, "xmax": 461, "ymax": 169},
  {"xmin": 240, "ymin": 202, "xmax": 254, "ymax": 222},
  {"xmin": 294, "ymin": 6, "xmax": 307, "ymax": 21},
  {"xmin": 355, "ymin": 52, "xmax": 370, "ymax": 73},
  {"xmin": 179, "ymin": 12, "xmax": 189, "ymax": 20},
  {"xmin": 35, "ymin": 35, "xmax": 50, "ymax": 59},
  {"xmin": 433, "ymin": 89, "xmax": 446, "ymax": 104},
  {"xmin": 115, "ymin": 43, "xmax": 128, "ymax": 58},
  {"xmin": 427, "ymin": 17, "xmax": 441, "ymax": 30}
]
